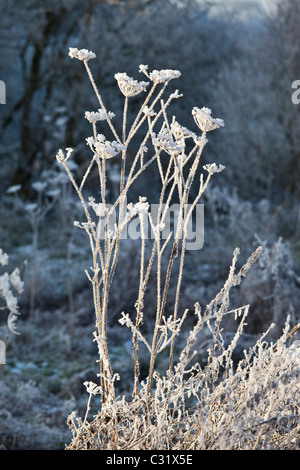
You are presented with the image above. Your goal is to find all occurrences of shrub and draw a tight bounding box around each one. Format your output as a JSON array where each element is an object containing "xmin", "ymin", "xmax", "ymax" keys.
[{"xmin": 55, "ymin": 48, "xmax": 299, "ymax": 450}]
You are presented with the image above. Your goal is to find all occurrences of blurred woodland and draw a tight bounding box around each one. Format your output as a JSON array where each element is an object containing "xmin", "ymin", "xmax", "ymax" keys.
[{"xmin": 0, "ymin": 0, "xmax": 300, "ymax": 215}]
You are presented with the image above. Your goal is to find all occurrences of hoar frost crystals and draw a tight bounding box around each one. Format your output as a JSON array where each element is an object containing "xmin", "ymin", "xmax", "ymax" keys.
[
  {"xmin": 85, "ymin": 109, "xmax": 115, "ymax": 123},
  {"xmin": 114, "ymin": 72, "xmax": 149, "ymax": 98},
  {"xmin": 192, "ymin": 106, "xmax": 224, "ymax": 132},
  {"xmin": 0, "ymin": 246, "xmax": 24, "ymax": 335},
  {"xmin": 68, "ymin": 47, "xmax": 96, "ymax": 62}
]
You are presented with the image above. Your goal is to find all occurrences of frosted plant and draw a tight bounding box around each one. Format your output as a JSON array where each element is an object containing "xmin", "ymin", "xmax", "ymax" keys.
[
  {"xmin": 0, "ymin": 245, "xmax": 24, "ymax": 335},
  {"xmin": 85, "ymin": 109, "xmax": 115, "ymax": 123},
  {"xmin": 55, "ymin": 48, "xmax": 299, "ymax": 450},
  {"xmin": 139, "ymin": 64, "xmax": 181, "ymax": 84},
  {"xmin": 114, "ymin": 72, "xmax": 149, "ymax": 98},
  {"xmin": 192, "ymin": 106, "xmax": 224, "ymax": 133},
  {"xmin": 68, "ymin": 47, "xmax": 96, "ymax": 62},
  {"xmin": 0, "ymin": 245, "xmax": 25, "ymax": 375}
]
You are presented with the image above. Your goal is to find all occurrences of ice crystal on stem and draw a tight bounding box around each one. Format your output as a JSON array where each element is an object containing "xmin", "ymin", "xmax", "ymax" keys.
[
  {"xmin": 152, "ymin": 128, "xmax": 182, "ymax": 155},
  {"xmin": 203, "ymin": 163, "xmax": 225, "ymax": 174},
  {"xmin": 192, "ymin": 106, "xmax": 224, "ymax": 132},
  {"xmin": 86, "ymin": 134, "xmax": 126, "ymax": 159},
  {"xmin": 0, "ymin": 246, "xmax": 24, "ymax": 336},
  {"xmin": 84, "ymin": 381, "xmax": 102, "ymax": 396},
  {"xmin": 114, "ymin": 72, "xmax": 149, "ymax": 97},
  {"xmin": 127, "ymin": 196, "xmax": 149, "ymax": 217},
  {"xmin": 88, "ymin": 197, "xmax": 109, "ymax": 218},
  {"xmin": 149, "ymin": 69, "xmax": 181, "ymax": 84},
  {"xmin": 56, "ymin": 147, "xmax": 74, "ymax": 163},
  {"xmin": 68, "ymin": 47, "xmax": 96, "ymax": 62},
  {"xmin": 139, "ymin": 64, "xmax": 181, "ymax": 84},
  {"xmin": 85, "ymin": 109, "xmax": 115, "ymax": 123},
  {"xmin": 170, "ymin": 118, "xmax": 197, "ymax": 141}
]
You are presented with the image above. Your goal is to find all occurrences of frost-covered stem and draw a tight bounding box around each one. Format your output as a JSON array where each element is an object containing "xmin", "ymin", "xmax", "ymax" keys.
[
  {"xmin": 222, "ymin": 305, "xmax": 249, "ymax": 380},
  {"xmin": 107, "ymin": 194, "xmax": 127, "ymax": 288},
  {"xmin": 177, "ymin": 303, "xmax": 203, "ymax": 373},
  {"xmin": 184, "ymin": 132, "xmax": 207, "ymax": 198},
  {"xmin": 91, "ymin": 267, "xmax": 102, "ymax": 334},
  {"xmin": 61, "ymin": 160, "xmax": 97, "ymax": 242},
  {"xmin": 124, "ymin": 117, "xmax": 159, "ymax": 189},
  {"xmin": 123, "ymin": 152, "xmax": 157, "ymax": 197},
  {"xmin": 185, "ymin": 171, "xmax": 212, "ymax": 223},
  {"xmin": 92, "ymin": 265, "xmax": 112, "ymax": 403},
  {"xmin": 146, "ymin": 240, "xmax": 165, "ymax": 404},
  {"xmin": 97, "ymin": 229, "xmax": 116, "ymax": 402},
  {"xmin": 126, "ymin": 82, "xmax": 158, "ymax": 142},
  {"xmin": 156, "ymin": 237, "xmax": 162, "ymax": 323},
  {"xmin": 122, "ymin": 96, "xmax": 128, "ymax": 143},
  {"xmin": 100, "ymin": 295, "xmax": 111, "ymax": 402},
  {"xmin": 155, "ymin": 173, "xmax": 173, "ymax": 318},
  {"xmin": 154, "ymin": 203, "xmax": 177, "ymax": 324},
  {"xmin": 147, "ymin": 344, "xmax": 157, "ymax": 408},
  {"xmin": 120, "ymin": 97, "xmax": 129, "ymax": 196},
  {"xmin": 126, "ymin": 82, "xmax": 175, "ymax": 148},
  {"xmin": 153, "ymin": 202, "xmax": 166, "ymax": 324},
  {"xmin": 99, "ymin": 156, "xmax": 107, "ymax": 205},
  {"xmin": 84, "ymin": 392, "xmax": 93, "ymax": 425},
  {"xmin": 83, "ymin": 61, "xmax": 121, "ymax": 144},
  {"xmin": 100, "ymin": 218, "xmax": 113, "ymax": 342},
  {"xmin": 132, "ymin": 237, "xmax": 159, "ymax": 395},
  {"xmin": 147, "ymin": 241, "xmax": 179, "ymax": 404},
  {"xmin": 169, "ymin": 228, "xmax": 186, "ymax": 372},
  {"xmin": 166, "ymin": 143, "xmax": 198, "ymax": 187},
  {"xmin": 103, "ymin": 213, "xmax": 109, "ymax": 285},
  {"xmin": 132, "ymin": 213, "xmax": 146, "ymax": 397}
]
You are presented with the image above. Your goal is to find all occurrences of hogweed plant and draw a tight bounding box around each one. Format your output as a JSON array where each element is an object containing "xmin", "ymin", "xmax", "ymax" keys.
[{"xmin": 55, "ymin": 48, "xmax": 300, "ymax": 450}]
